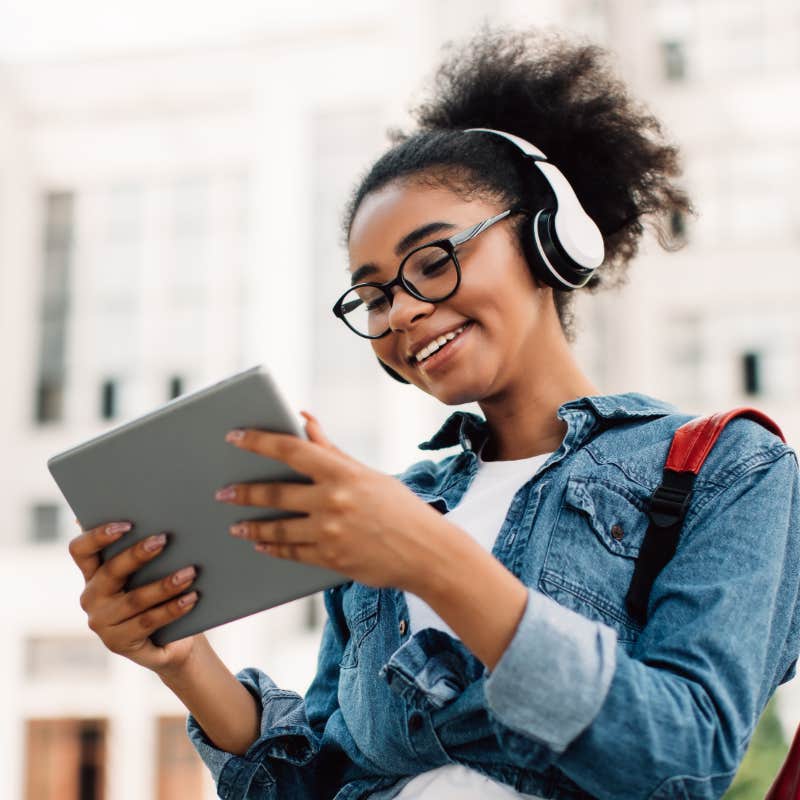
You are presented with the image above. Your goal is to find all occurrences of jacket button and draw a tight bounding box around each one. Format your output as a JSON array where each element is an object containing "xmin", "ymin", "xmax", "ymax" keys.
[
  {"xmin": 399, "ymin": 619, "xmax": 407, "ymax": 636},
  {"xmin": 611, "ymin": 524, "xmax": 624, "ymax": 541},
  {"xmin": 408, "ymin": 713, "xmax": 423, "ymax": 733}
]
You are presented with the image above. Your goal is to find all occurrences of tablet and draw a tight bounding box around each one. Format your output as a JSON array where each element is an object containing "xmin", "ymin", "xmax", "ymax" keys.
[{"xmin": 48, "ymin": 364, "xmax": 349, "ymax": 646}]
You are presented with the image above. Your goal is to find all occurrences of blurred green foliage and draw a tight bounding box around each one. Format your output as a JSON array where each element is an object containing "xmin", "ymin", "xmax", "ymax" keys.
[{"xmin": 723, "ymin": 697, "xmax": 788, "ymax": 799}]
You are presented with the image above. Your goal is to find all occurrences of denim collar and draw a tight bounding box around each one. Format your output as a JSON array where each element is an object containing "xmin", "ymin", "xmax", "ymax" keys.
[{"xmin": 417, "ymin": 392, "xmax": 678, "ymax": 453}]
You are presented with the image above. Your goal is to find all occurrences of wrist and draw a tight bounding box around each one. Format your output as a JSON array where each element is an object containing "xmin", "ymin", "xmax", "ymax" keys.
[{"xmin": 156, "ymin": 635, "xmax": 209, "ymax": 689}]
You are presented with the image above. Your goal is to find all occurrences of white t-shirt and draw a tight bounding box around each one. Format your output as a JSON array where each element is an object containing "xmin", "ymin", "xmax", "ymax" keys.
[{"xmin": 383, "ymin": 446, "xmax": 553, "ymax": 800}]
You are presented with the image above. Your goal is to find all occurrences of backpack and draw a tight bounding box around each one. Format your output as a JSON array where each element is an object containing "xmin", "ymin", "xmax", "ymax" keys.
[{"xmin": 623, "ymin": 407, "xmax": 797, "ymax": 799}]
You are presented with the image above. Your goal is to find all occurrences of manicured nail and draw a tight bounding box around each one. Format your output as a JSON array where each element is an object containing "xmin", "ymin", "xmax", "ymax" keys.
[
  {"xmin": 215, "ymin": 487, "xmax": 236, "ymax": 501},
  {"xmin": 171, "ymin": 566, "xmax": 196, "ymax": 586},
  {"xmin": 143, "ymin": 533, "xmax": 167, "ymax": 552},
  {"xmin": 225, "ymin": 429, "xmax": 245, "ymax": 442},
  {"xmin": 229, "ymin": 524, "xmax": 248, "ymax": 537},
  {"xmin": 105, "ymin": 522, "xmax": 132, "ymax": 536},
  {"xmin": 178, "ymin": 591, "xmax": 198, "ymax": 607}
]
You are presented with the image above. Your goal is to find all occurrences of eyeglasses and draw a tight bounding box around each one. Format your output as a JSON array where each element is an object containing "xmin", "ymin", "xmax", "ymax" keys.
[{"xmin": 333, "ymin": 207, "xmax": 525, "ymax": 339}]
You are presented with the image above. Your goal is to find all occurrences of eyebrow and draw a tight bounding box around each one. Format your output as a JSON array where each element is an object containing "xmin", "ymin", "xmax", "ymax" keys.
[{"xmin": 349, "ymin": 220, "xmax": 457, "ymax": 286}]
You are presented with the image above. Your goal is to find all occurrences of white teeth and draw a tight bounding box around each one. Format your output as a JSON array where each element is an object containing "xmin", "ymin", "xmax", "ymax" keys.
[{"xmin": 414, "ymin": 323, "xmax": 468, "ymax": 363}]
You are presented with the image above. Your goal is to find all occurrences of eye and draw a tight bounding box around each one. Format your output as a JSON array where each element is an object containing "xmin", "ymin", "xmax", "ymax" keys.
[{"xmin": 365, "ymin": 295, "xmax": 389, "ymax": 313}]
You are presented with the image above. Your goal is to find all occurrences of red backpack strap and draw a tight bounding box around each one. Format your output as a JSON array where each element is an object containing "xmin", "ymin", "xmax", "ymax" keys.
[
  {"xmin": 766, "ymin": 724, "xmax": 800, "ymax": 800},
  {"xmin": 664, "ymin": 408, "xmax": 785, "ymax": 473},
  {"xmin": 625, "ymin": 407, "xmax": 785, "ymax": 625}
]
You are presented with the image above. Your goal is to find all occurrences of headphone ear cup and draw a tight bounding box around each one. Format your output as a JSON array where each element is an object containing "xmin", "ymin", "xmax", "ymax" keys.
[
  {"xmin": 533, "ymin": 209, "xmax": 599, "ymax": 291},
  {"xmin": 520, "ymin": 212, "xmax": 564, "ymax": 290},
  {"xmin": 377, "ymin": 357, "xmax": 410, "ymax": 384}
]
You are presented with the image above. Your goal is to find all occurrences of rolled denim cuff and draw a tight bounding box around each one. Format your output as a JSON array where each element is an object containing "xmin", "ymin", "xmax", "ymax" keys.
[
  {"xmin": 186, "ymin": 667, "xmax": 318, "ymax": 797},
  {"xmin": 483, "ymin": 588, "xmax": 617, "ymax": 754}
]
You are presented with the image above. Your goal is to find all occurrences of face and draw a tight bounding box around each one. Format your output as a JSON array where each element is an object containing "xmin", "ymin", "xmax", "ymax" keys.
[{"xmin": 346, "ymin": 179, "xmax": 552, "ymax": 406}]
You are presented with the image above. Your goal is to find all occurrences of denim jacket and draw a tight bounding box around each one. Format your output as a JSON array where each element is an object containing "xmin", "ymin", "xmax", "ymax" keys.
[{"xmin": 187, "ymin": 392, "xmax": 800, "ymax": 800}]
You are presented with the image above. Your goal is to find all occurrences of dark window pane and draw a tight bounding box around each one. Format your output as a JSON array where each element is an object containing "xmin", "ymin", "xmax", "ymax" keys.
[
  {"xmin": 35, "ymin": 191, "xmax": 74, "ymax": 426},
  {"xmin": 35, "ymin": 379, "xmax": 63, "ymax": 424},
  {"xmin": 169, "ymin": 376, "xmax": 183, "ymax": 399},
  {"xmin": 742, "ymin": 352, "xmax": 761, "ymax": 395},
  {"xmin": 100, "ymin": 380, "xmax": 116, "ymax": 420},
  {"xmin": 662, "ymin": 40, "xmax": 687, "ymax": 81},
  {"xmin": 31, "ymin": 504, "xmax": 60, "ymax": 543},
  {"xmin": 670, "ymin": 210, "xmax": 686, "ymax": 241}
]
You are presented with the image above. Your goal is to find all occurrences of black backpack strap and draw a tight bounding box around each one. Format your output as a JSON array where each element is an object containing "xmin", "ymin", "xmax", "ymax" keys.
[{"xmin": 625, "ymin": 407, "xmax": 785, "ymax": 626}]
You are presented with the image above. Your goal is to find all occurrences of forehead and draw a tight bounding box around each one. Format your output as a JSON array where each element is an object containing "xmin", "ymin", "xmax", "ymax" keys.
[{"xmin": 347, "ymin": 181, "xmax": 496, "ymax": 266}]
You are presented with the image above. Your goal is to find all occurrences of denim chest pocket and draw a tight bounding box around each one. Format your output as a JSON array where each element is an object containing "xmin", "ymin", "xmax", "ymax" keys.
[
  {"xmin": 539, "ymin": 475, "xmax": 650, "ymax": 648},
  {"xmin": 339, "ymin": 582, "xmax": 381, "ymax": 669}
]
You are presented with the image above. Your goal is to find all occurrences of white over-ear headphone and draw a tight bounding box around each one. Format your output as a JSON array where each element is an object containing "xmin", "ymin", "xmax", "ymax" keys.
[{"xmin": 465, "ymin": 127, "xmax": 605, "ymax": 289}]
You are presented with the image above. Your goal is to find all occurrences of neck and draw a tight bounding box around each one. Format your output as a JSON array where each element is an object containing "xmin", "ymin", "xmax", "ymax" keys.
[{"xmin": 478, "ymin": 315, "xmax": 600, "ymax": 462}]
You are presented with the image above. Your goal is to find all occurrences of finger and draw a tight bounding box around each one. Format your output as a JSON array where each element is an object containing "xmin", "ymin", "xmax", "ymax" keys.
[
  {"xmin": 91, "ymin": 563, "xmax": 198, "ymax": 629},
  {"xmin": 215, "ymin": 480, "xmax": 315, "ymax": 511},
  {"xmin": 229, "ymin": 515, "xmax": 318, "ymax": 545},
  {"xmin": 68, "ymin": 521, "xmax": 134, "ymax": 582},
  {"xmin": 88, "ymin": 533, "xmax": 169, "ymax": 597},
  {"xmin": 225, "ymin": 428, "xmax": 342, "ymax": 480},
  {"xmin": 253, "ymin": 541, "xmax": 325, "ymax": 566},
  {"xmin": 104, "ymin": 591, "xmax": 199, "ymax": 653},
  {"xmin": 300, "ymin": 410, "xmax": 341, "ymax": 453}
]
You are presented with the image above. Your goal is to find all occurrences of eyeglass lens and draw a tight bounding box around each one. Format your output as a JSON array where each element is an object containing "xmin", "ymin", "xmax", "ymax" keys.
[{"xmin": 340, "ymin": 244, "xmax": 457, "ymax": 337}]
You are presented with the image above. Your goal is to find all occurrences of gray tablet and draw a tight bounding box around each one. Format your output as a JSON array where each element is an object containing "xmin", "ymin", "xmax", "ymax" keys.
[{"xmin": 48, "ymin": 364, "xmax": 349, "ymax": 646}]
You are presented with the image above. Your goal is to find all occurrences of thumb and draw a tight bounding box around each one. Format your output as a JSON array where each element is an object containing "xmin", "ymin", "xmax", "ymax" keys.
[{"xmin": 300, "ymin": 410, "xmax": 339, "ymax": 452}]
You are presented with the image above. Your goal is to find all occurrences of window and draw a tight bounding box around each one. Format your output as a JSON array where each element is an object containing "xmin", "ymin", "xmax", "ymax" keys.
[
  {"xmin": 670, "ymin": 210, "xmax": 687, "ymax": 242},
  {"xmin": 26, "ymin": 635, "xmax": 109, "ymax": 679},
  {"xmin": 35, "ymin": 192, "xmax": 74, "ymax": 424},
  {"xmin": 30, "ymin": 503, "xmax": 60, "ymax": 543},
  {"xmin": 305, "ymin": 593, "xmax": 322, "ymax": 631},
  {"xmin": 741, "ymin": 351, "xmax": 762, "ymax": 396},
  {"xmin": 155, "ymin": 717, "xmax": 205, "ymax": 800},
  {"xmin": 100, "ymin": 379, "xmax": 117, "ymax": 420},
  {"xmin": 661, "ymin": 40, "xmax": 687, "ymax": 81},
  {"xmin": 25, "ymin": 718, "xmax": 107, "ymax": 800},
  {"xmin": 168, "ymin": 375, "xmax": 184, "ymax": 400}
]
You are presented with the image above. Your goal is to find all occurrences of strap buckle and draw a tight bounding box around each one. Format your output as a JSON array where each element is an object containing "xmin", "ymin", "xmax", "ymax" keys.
[{"xmin": 648, "ymin": 477, "xmax": 693, "ymax": 529}]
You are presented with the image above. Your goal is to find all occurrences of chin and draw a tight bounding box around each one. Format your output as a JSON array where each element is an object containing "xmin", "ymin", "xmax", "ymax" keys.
[{"xmin": 426, "ymin": 377, "xmax": 487, "ymax": 406}]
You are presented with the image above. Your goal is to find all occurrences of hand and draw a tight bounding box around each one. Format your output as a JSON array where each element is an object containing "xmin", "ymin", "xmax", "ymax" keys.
[
  {"xmin": 216, "ymin": 411, "xmax": 450, "ymax": 592},
  {"xmin": 68, "ymin": 519, "xmax": 201, "ymax": 675}
]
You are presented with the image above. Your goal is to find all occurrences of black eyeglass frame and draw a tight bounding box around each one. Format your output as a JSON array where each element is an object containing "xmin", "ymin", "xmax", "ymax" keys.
[{"xmin": 332, "ymin": 207, "xmax": 528, "ymax": 339}]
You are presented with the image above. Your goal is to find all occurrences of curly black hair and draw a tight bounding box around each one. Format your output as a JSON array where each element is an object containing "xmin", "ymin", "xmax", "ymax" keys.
[{"xmin": 342, "ymin": 26, "xmax": 693, "ymax": 343}]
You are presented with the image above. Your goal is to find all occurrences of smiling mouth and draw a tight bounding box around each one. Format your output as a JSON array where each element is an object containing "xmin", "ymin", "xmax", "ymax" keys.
[{"xmin": 409, "ymin": 320, "xmax": 473, "ymax": 367}]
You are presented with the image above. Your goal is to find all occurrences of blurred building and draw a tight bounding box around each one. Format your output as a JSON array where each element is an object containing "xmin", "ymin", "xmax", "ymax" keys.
[{"xmin": 0, "ymin": 1, "xmax": 798, "ymax": 798}]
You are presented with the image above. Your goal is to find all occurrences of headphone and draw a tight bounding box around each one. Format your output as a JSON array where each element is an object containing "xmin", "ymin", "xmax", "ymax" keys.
[{"xmin": 378, "ymin": 127, "xmax": 605, "ymax": 384}]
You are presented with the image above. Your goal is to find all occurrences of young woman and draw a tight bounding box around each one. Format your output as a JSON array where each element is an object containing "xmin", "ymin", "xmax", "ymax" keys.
[{"xmin": 69, "ymin": 28, "xmax": 800, "ymax": 800}]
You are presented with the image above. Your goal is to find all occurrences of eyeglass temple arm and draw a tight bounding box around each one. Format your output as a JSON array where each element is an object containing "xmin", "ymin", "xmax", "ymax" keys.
[{"xmin": 448, "ymin": 208, "xmax": 521, "ymax": 247}]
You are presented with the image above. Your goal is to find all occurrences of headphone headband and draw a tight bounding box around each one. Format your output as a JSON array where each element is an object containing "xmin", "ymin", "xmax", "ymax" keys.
[
  {"xmin": 464, "ymin": 127, "xmax": 605, "ymax": 273},
  {"xmin": 376, "ymin": 127, "xmax": 607, "ymax": 384}
]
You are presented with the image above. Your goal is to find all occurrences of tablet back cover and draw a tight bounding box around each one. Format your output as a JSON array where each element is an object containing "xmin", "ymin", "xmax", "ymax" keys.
[{"xmin": 48, "ymin": 364, "xmax": 349, "ymax": 645}]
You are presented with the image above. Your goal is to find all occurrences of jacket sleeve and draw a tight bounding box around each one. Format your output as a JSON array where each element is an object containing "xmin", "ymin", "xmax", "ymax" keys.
[
  {"xmin": 185, "ymin": 586, "xmax": 349, "ymax": 800},
  {"xmin": 482, "ymin": 446, "xmax": 800, "ymax": 799}
]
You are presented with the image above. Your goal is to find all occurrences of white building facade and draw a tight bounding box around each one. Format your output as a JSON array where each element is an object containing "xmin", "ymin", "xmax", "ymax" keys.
[{"xmin": 1, "ymin": 1, "xmax": 798, "ymax": 797}]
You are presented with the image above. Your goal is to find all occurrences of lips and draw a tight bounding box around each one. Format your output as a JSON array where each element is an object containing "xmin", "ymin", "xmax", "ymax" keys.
[
  {"xmin": 406, "ymin": 320, "xmax": 473, "ymax": 365},
  {"xmin": 409, "ymin": 320, "xmax": 474, "ymax": 372}
]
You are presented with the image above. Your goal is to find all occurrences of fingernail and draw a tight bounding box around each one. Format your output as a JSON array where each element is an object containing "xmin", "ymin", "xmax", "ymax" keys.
[
  {"xmin": 105, "ymin": 522, "xmax": 132, "ymax": 536},
  {"xmin": 172, "ymin": 566, "xmax": 196, "ymax": 586},
  {"xmin": 225, "ymin": 429, "xmax": 245, "ymax": 442},
  {"xmin": 229, "ymin": 524, "xmax": 248, "ymax": 537},
  {"xmin": 178, "ymin": 591, "xmax": 198, "ymax": 607},
  {"xmin": 143, "ymin": 533, "xmax": 167, "ymax": 552},
  {"xmin": 215, "ymin": 486, "xmax": 236, "ymax": 501}
]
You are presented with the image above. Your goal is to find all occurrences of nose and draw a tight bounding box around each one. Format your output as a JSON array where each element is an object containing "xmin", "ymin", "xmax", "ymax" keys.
[{"xmin": 387, "ymin": 285, "xmax": 435, "ymax": 332}]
